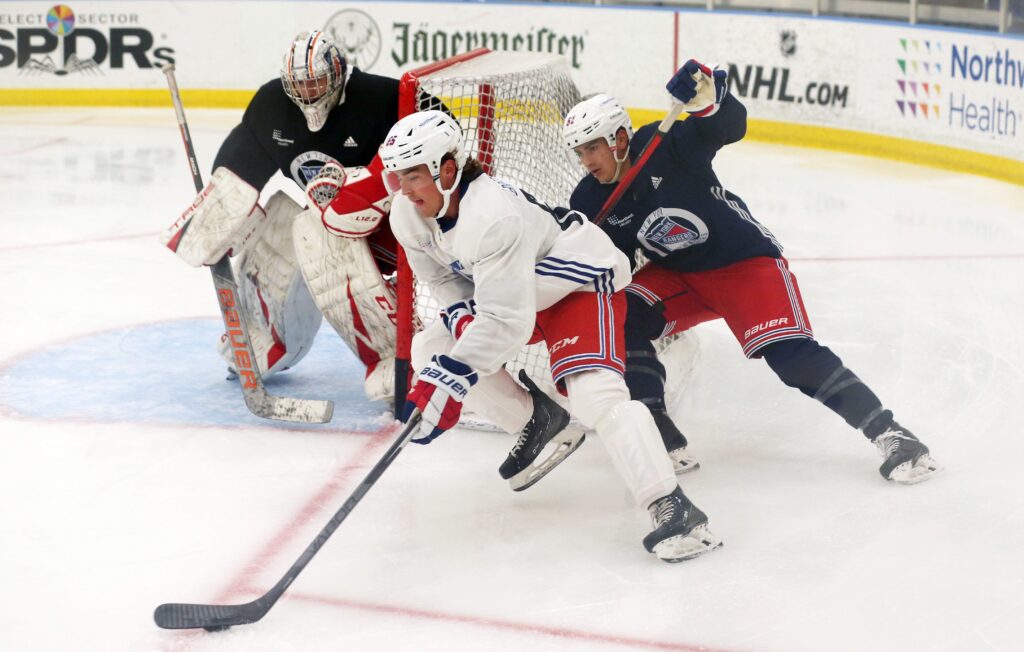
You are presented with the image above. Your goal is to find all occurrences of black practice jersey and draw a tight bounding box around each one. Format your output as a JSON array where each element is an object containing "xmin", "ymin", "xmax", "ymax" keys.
[
  {"xmin": 569, "ymin": 94, "xmax": 783, "ymax": 273},
  {"xmin": 212, "ymin": 68, "xmax": 403, "ymax": 190}
]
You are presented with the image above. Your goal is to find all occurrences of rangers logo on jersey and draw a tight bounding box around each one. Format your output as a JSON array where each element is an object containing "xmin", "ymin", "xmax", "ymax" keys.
[
  {"xmin": 636, "ymin": 207, "xmax": 709, "ymax": 257},
  {"xmin": 289, "ymin": 151, "xmax": 342, "ymax": 187}
]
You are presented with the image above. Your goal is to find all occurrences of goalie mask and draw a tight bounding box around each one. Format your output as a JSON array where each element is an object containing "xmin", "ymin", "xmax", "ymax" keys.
[
  {"xmin": 563, "ymin": 94, "xmax": 633, "ymax": 183},
  {"xmin": 281, "ymin": 30, "xmax": 348, "ymax": 133},
  {"xmin": 379, "ymin": 110, "xmax": 468, "ymax": 219}
]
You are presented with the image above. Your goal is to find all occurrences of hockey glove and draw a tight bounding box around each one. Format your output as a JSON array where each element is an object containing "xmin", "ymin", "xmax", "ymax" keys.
[
  {"xmin": 404, "ymin": 354, "xmax": 478, "ymax": 444},
  {"xmin": 440, "ymin": 299, "xmax": 476, "ymax": 339},
  {"xmin": 667, "ymin": 60, "xmax": 728, "ymax": 118}
]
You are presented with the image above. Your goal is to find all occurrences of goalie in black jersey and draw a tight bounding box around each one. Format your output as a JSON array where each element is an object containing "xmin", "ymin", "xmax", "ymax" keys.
[
  {"xmin": 161, "ymin": 30, "xmax": 414, "ymax": 402},
  {"xmin": 564, "ymin": 60, "xmax": 940, "ymax": 484}
]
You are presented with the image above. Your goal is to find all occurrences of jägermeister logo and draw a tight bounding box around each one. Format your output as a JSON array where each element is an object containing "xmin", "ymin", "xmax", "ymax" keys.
[{"xmin": 391, "ymin": 22, "xmax": 584, "ymax": 69}]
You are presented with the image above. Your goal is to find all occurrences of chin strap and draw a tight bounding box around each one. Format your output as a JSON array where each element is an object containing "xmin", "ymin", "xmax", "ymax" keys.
[
  {"xmin": 431, "ymin": 167, "xmax": 464, "ymax": 218},
  {"xmin": 602, "ymin": 146, "xmax": 631, "ymax": 185}
]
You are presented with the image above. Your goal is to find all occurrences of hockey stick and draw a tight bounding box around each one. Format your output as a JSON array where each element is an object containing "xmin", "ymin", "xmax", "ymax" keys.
[
  {"xmin": 154, "ymin": 410, "xmax": 423, "ymax": 631},
  {"xmin": 593, "ymin": 102, "xmax": 685, "ymax": 226},
  {"xmin": 161, "ymin": 63, "xmax": 334, "ymax": 424}
]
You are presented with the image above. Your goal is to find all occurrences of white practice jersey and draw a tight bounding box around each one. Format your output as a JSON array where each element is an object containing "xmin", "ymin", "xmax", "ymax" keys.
[{"xmin": 391, "ymin": 174, "xmax": 632, "ymax": 375}]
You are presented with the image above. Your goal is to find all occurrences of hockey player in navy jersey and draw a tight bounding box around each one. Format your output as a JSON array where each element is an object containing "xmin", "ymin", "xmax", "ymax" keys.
[
  {"xmin": 161, "ymin": 30, "xmax": 418, "ymax": 401},
  {"xmin": 564, "ymin": 60, "xmax": 939, "ymax": 484}
]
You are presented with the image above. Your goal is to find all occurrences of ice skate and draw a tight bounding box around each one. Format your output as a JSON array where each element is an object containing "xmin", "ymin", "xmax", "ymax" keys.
[
  {"xmin": 499, "ymin": 370, "xmax": 585, "ymax": 491},
  {"xmin": 642, "ymin": 487, "xmax": 722, "ymax": 562},
  {"xmin": 651, "ymin": 410, "xmax": 699, "ymax": 474},
  {"xmin": 874, "ymin": 423, "xmax": 941, "ymax": 484}
]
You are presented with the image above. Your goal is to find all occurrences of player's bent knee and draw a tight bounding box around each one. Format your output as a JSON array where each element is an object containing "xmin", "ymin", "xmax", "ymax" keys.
[
  {"xmin": 625, "ymin": 291, "xmax": 667, "ymax": 341},
  {"xmin": 564, "ymin": 369, "xmax": 631, "ymax": 430},
  {"xmin": 761, "ymin": 337, "xmax": 841, "ymax": 392}
]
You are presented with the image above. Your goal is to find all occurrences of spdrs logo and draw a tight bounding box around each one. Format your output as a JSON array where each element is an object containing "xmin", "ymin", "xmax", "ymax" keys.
[{"xmin": 0, "ymin": 4, "xmax": 175, "ymax": 75}]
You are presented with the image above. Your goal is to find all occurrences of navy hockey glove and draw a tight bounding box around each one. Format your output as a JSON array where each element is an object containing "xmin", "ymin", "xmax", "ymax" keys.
[
  {"xmin": 667, "ymin": 59, "xmax": 728, "ymax": 117},
  {"xmin": 404, "ymin": 354, "xmax": 478, "ymax": 444},
  {"xmin": 440, "ymin": 299, "xmax": 476, "ymax": 339}
]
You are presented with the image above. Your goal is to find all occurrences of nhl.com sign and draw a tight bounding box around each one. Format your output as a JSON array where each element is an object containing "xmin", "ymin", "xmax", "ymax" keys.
[
  {"xmin": 324, "ymin": 9, "xmax": 585, "ymax": 71},
  {"xmin": 0, "ymin": 4, "xmax": 175, "ymax": 75}
]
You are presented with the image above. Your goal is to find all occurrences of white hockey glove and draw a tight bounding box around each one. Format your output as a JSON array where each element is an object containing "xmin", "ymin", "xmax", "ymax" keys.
[
  {"xmin": 440, "ymin": 299, "xmax": 476, "ymax": 339},
  {"xmin": 161, "ymin": 167, "xmax": 268, "ymax": 266},
  {"xmin": 306, "ymin": 155, "xmax": 392, "ymax": 239},
  {"xmin": 667, "ymin": 59, "xmax": 729, "ymax": 118},
  {"xmin": 404, "ymin": 354, "xmax": 478, "ymax": 444}
]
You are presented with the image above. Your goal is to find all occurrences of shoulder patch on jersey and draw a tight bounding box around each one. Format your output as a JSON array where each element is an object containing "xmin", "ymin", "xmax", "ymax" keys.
[
  {"xmin": 637, "ymin": 207, "xmax": 709, "ymax": 257},
  {"xmin": 272, "ymin": 129, "xmax": 294, "ymax": 147}
]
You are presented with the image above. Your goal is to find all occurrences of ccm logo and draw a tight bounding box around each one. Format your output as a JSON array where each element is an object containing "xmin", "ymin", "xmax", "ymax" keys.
[
  {"xmin": 550, "ymin": 335, "xmax": 579, "ymax": 353},
  {"xmin": 218, "ymin": 288, "xmax": 259, "ymax": 389},
  {"xmin": 744, "ymin": 318, "xmax": 789, "ymax": 340}
]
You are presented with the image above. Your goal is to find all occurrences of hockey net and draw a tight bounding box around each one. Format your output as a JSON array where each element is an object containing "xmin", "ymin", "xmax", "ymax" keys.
[{"xmin": 394, "ymin": 49, "xmax": 697, "ymax": 423}]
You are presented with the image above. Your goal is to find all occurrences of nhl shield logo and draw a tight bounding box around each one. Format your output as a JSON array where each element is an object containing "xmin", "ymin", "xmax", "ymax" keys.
[{"xmin": 637, "ymin": 208, "xmax": 709, "ymax": 257}]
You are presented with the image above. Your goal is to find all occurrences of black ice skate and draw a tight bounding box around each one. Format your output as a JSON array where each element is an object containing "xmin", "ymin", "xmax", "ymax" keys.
[
  {"xmin": 642, "ymin": 487, "xmax": 722, "ymax": 563},
  {"xmin": 499, "ymin": 370, "xmax": 586, "ymax": 491},
  {"xmin": 651, "ymin": 409, "xmax": 699, "ymax": 474},
  {"xmin": 874, "ymin": 423, "xmax": 941, "ymax": 484}
]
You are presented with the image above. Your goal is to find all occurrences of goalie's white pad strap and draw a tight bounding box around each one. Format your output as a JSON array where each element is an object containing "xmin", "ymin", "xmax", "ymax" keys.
[
  {"xmin": 293, "ymin": 208, "xmax": 397, "ymax": 401},
  {"xmin": 565, "ymin": 372, "xmax": 677, "ymax": 508},
  {"xmin": 319, "ymin": 155, "xmax": 392, "ymax": 239},
  {"xmin": 222, "ymin": 191, "xmax": 322, "ymax": 376},
  {"xmin": 162, "ymin": 167, "xmax": 267, "ymax": 267}
]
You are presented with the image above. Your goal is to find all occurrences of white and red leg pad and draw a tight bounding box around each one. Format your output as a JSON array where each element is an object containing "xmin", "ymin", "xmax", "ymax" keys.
[
  {"xmin": 411, "ymin": 321, "xmax": 532, "ymax": 433},
  {"xmin": 162, "ymin": 167, "xmax": 268, "ymax": 267},
  {"xmin": 565, "ymin": 370, "xmax": 677, "ymax": 508},
  {"xmin": 292, "ymin": 208, "xmax": 398, "ymax": 401},
  {"xmin": 218, "ymin": 191, "xmax": 321, "ymax": 377}
]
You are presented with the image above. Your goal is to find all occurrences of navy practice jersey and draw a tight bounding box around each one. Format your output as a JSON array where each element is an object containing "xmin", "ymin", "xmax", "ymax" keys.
[
  {"xmin": 569, "ymin": 94, "xmax": 783, "ymax": 273},
  {"xmin": 212, "ymin": 68, "xmax": 404, "ymax": 191}
]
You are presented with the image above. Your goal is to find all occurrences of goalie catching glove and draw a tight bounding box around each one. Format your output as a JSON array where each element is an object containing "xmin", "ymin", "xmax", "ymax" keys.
[
  {"xmin": 306, "ymin": 155, "xmax": 392, "ymax": 239},
  {"xmin": 667, "ymin": 59, "xmax": 728, "ymax": 118},
  {"xmin": 161, "ymin": 167, "xmax": 268, "ymax": 266},
  {"xmin": 404, "ymin": 354, "xmax": 478, "ymax": 444}
]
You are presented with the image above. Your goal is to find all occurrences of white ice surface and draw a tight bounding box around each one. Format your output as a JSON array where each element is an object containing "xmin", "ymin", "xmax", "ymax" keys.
[{"xmin": 1, "ymin": 107, "xmax": 1023, "ymax": 652}]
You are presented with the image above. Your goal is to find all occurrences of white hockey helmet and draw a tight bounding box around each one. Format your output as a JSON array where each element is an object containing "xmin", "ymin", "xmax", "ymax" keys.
[
  {"xmin": 379, "ymin": 110, "xmax": 468, "ymax": 218},
  {"xmin": 563, "ymin": 94, "xmax": 634, "ymax": 150},
  {"xmin": 280, "ymin": 30, "xmax": 348, "ymax": 133}
]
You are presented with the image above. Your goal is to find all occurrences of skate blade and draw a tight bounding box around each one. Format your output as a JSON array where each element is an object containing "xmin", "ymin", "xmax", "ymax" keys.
[
  {"xmin": 509, "ymin": 428, "xmax": 586, "ymax": 492},
  {"xmin": 888, "ymin": 454, "xmax": 942, "ymax": 485},
  {"xmin": 669, "ymin": 448, "xmax": 701, "ymax": 475},
  {"xmin": 653, "ymin": 525, "xmax": 723, "ymax": 563}
]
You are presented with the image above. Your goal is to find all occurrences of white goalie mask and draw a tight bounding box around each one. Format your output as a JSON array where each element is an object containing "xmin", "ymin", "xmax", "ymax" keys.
[
  {"xmin": 563, "ymin": 94, "xmax": 634, "ymax": 183},
  {"xmin": 280, "ymin": 30, "xmax": 348, "ymax": 133},
  {"xmin": 379, "ymin": 110, "xmax": 468, "ymax": 219}
]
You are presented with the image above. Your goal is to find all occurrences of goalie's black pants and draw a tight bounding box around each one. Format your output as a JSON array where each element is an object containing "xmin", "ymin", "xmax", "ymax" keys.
[{"xmin": 624, "ymin": 293, "xmax": 893, "ymax": 439}]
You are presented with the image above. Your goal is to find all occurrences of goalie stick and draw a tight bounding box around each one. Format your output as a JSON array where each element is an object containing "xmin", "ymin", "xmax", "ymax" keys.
[
  {"xmin": 161, "ymin": 64, "xmax": 334, "ymax": 424},
  {"xmin": 593, "ymin": 101, "xmax": 684, "ymax": 226},
  {"xmin": 153, "ymin": 410, "xmax": 422, "ymax": 631}
]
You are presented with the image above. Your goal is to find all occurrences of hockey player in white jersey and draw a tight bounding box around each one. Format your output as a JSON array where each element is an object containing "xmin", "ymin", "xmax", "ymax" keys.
[{"xmin": 378, "ymin": 110, "xmax": 722, "ymax": 562}]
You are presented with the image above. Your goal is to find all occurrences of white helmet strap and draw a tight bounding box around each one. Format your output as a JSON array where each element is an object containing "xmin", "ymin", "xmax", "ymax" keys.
[{"xmin": 432, "ymin": 166, "xmax": 464, "ymax": 219}]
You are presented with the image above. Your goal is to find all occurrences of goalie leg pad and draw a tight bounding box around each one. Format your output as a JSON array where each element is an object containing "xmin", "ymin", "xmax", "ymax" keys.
[
  {"xmin": 220, "ymin": 191, "xmax": 321, "ymax": 377},
  {"xmin": 162, "ymin": 167, "xmax": 268, "ymax": 267},
  {"xmin": 293, "ymin": 209, "xmax": 397, "ymax": 401}
]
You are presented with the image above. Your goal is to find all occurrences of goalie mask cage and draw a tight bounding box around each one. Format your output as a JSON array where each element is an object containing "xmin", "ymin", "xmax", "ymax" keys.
[{"xmin": 393, "ymin": 48, "xmax": 697, "ymax": 423}]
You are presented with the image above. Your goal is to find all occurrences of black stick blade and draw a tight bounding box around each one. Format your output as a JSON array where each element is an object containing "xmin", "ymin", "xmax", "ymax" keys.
[{"xmin": 153, "ymin": 600, "xmax": 266, "ymax": 630}]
